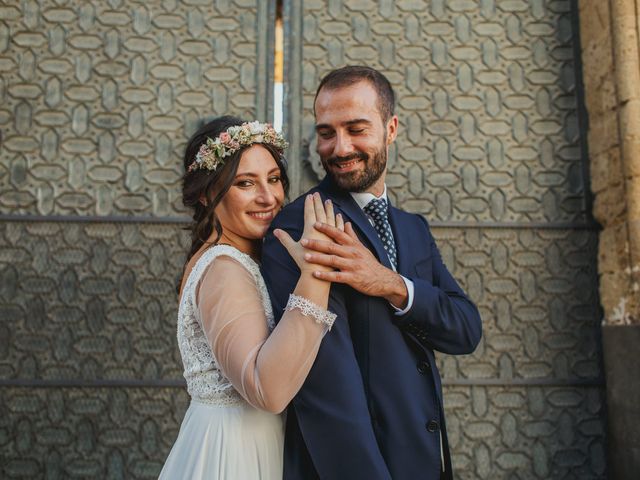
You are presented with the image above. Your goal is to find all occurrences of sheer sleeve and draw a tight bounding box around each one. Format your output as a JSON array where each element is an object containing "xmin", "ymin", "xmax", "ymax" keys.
[{"xmin": 196, "ymin": 255, "xmax": 328, "ymax": 414}]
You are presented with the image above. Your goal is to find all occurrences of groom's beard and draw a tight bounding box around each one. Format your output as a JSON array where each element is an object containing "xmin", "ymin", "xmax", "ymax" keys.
[{"xmin": 321, "ymin": 140, "xmax": 387, "ymax": 193}]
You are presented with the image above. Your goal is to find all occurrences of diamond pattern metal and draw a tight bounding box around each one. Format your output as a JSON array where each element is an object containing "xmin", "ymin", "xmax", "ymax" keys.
[
  {"xmin": 294, "ymin": 0, "xmax": 587, "ymax": 223},
  {"xmin": 0, "ymin": 387, "xmax": 189, "ymax": 478},
  {"xmin": 0, "ymin": 221, "xmax": 604, "ymax": 478},
  {"xmin": 0, "ymin": 1, "xmax": 269, "ymax": 217},
  {"xmin": 0, "ymin": 222, "xmax": 600, "ymax": 382},
  {"xmin": 0, "ymin": 220, "xmax": 188, "ymax": 381}
]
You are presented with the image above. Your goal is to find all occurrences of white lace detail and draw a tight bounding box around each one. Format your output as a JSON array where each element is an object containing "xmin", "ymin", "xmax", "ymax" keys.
[
  {"xmin": 285, "ymin": 294, "xmax": 337, "ymax": 331},
  {"xmin": 177, "ymin": 245, "xmax": 275, "ymax": 406}
]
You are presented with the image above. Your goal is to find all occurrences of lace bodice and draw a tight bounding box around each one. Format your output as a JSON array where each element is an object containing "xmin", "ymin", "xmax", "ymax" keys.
[
  {"xmin": 177, "ymin": 245, "xmax": 274, "ymax": 406},
  {"xmin": 177, "ymin": 238, "xmax": 334, "ymax": 414}
]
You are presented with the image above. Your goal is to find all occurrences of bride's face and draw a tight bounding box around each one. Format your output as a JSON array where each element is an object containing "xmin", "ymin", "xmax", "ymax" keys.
[{"xmin": 215, "ymin": 145, "xmax": 285, "ymax": 244}]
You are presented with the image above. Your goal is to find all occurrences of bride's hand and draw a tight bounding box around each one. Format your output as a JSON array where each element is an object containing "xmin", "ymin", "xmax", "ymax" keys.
[{"xmin": 274, "ymin": 192, "xmax": 344, "ymax": 275}]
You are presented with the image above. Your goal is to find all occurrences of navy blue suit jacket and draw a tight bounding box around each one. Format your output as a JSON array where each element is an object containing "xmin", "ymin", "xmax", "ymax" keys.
[{"xmin": 261, "ymin": 177, "xmax": 482, "ymax": 479}]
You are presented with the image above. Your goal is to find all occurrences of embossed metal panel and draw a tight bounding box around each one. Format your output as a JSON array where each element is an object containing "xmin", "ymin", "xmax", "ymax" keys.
[
  {"xmin": 0, "ymin": 0, "xmax": 273, "ymax": 478},
  {"xmin": 0, "ymin": 223, "xmax": 599, "ymax": 383},
  {"xmin": 287, "ymin": 0, "xmax": 587, "ymax": 223},
  {"xmin": 0, "ymin": 220, "xmax": 604, "ymax": 477},
  {"xmin": 444, "ymin": 385, "xmax": 606, "ymax": 478},
  {"xmin": 0, "ymin": 385, "xmax": 605, "ymax": 478},
  {"xmin": 0, "ymin": 387, "xmax": 189, "ymax": 478},
  {"xmin": 435, "ymin": 228, "xmax": 600, "ymax": 382},
  {"xmin": 0, "ymin": 221, "xmax": 189, "ymax": 381},
  {"xmin": 0, "ymin": 0, "xmax": 272, "ymax": 217}
]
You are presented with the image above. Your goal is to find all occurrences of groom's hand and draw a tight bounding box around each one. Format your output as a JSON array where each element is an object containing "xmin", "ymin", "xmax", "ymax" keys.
[{"xmin": 302, "ymin": 222, "xmax": 408, "ymax": 309}]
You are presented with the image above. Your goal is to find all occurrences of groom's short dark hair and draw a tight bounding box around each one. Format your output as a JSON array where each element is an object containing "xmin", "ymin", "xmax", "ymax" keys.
[{"xmin": 314, "ymin": 66, "xmax": 396, "ymax": 123}]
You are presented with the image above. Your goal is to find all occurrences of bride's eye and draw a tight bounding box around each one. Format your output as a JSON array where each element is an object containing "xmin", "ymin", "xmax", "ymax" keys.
[
  {"xmin": 236, "ymin": 180, "xmax": 254, "ymax": 188},
  {"xmin": 268, "ymin": 176, "xmax": 281, "ymax": 184}
]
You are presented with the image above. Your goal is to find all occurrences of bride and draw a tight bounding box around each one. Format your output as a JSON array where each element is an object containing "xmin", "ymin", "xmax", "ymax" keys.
[{"xmin": 159, "ymin": 116, "xmax": 343, "ymax": 479}]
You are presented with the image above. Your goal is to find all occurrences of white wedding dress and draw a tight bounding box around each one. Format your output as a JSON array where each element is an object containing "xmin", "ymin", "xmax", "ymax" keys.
[{"xmin": 160, "ymin": 245, "xmax": 329, "ymax": 479}]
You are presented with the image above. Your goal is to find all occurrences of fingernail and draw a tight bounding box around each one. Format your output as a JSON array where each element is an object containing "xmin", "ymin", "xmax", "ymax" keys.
[
  {"xmin": 300, "ymin": 238, "xmax": 308, "ymax": 246},
  {"xmin": 304, "ymin": 253, "xmax": 311, "ymax": 260},
  {"xmin": 315, "ymin": 222, "xmax": 322, "ymax": 227}
]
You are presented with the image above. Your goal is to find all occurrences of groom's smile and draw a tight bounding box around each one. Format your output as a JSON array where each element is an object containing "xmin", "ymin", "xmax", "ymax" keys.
[
  {"xmin": 328, "ymin": 152, "xmax": 368, "ymax": 175},
  {"xmin": 332, "ymin": 155, "xmax": 364, "ymax": 171}
]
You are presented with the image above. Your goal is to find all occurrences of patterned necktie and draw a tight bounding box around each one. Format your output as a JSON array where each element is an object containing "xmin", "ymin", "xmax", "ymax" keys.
[{"xmin": 364, "ymin": 198, "xmax": 397, "ymax": 270}]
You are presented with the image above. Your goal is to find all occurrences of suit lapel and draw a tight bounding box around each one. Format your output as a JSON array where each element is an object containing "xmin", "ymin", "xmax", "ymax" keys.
[{"xmin": 317, "ymin": 177, "xmax": 394, "ymax": 271}]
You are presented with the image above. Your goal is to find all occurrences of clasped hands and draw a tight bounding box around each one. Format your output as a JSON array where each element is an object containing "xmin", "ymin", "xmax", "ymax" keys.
[{"xmin": 275, "ymin": 193, "xmax": 408, "ymax": 310}]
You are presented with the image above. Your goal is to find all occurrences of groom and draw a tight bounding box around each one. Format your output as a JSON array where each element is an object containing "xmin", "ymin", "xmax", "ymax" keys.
[{"xmin": 262, "ymin": 66, "xmax": 482, "ymax": 479}]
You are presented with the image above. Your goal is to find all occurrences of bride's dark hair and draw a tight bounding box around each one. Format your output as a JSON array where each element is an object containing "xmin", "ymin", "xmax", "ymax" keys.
[{"xmin": 181, "ymin": 115, "xmax": 290, "ymax": 270}]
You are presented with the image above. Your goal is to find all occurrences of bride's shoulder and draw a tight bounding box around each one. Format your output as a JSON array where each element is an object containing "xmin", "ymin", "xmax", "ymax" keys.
[
  {"xmin": 184, "ymin": 245, "xmax": 254, "ymax": 290},
  {"xmin": 199, "ymin": 244, "xmax": 255, "ymax": 271}
]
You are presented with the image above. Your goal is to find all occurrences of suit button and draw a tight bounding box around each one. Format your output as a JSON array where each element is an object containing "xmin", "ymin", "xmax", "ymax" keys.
[
  {"xmin": 426, "ymin": 420, "xmax": 439, "ymax": 433},
  {"xmin": 417, "ymin": 361, "xmax": 430, "ymax": 374}
]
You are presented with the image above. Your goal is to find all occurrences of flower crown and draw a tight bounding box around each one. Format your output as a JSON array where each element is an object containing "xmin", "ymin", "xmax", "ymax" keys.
[{"xmin": 187, "ymin": 121, "xmax": 288, "ymax": 173}]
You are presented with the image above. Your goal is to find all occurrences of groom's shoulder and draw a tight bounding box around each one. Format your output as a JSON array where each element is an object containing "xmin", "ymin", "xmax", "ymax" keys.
[{"xmin": 392, "ymin": 204, "xmax": 432, "ymax": 233}]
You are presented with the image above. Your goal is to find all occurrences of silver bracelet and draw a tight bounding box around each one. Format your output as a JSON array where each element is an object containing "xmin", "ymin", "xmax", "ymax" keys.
[{"xmin": 285, "ymin": 294, "xmax": 337, "ymax": 331}]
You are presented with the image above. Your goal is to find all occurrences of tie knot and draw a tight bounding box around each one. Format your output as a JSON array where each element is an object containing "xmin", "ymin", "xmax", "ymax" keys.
[{"xmin": 364, "ymin": 198, "xmax": 388, "ymax": 219}]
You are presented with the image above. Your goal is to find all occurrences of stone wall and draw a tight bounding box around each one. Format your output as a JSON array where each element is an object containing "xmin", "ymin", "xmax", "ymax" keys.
[
  {"xmin": 580, "ymin": 0, "xmax": 640, "ymax": 325},
  {"xmin": 580, "ymin": 2, "xmax": 640, "ymax": 476}
]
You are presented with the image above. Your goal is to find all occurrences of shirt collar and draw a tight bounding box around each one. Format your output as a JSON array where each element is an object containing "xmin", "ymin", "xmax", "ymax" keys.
[{"xmin": 349, "ymin": 184, "xmax": 388, "ymax": 211}]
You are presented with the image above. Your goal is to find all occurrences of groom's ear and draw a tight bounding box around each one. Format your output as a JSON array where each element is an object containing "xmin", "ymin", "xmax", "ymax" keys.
[{"xmin": 386, "ymin": 115, "xmax": 398, "ymax": 145}]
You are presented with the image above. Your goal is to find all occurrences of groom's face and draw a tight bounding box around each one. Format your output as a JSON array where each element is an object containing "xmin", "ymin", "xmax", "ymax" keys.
[{"xmin": 314, "ymin": 81, "xmax": 397, "ymax": 195}]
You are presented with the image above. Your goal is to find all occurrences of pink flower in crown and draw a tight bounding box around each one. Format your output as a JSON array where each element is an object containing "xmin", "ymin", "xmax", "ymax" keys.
[{"xmin": 219, "ymin": 132, "xmax": 231, "ymax": 144}]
